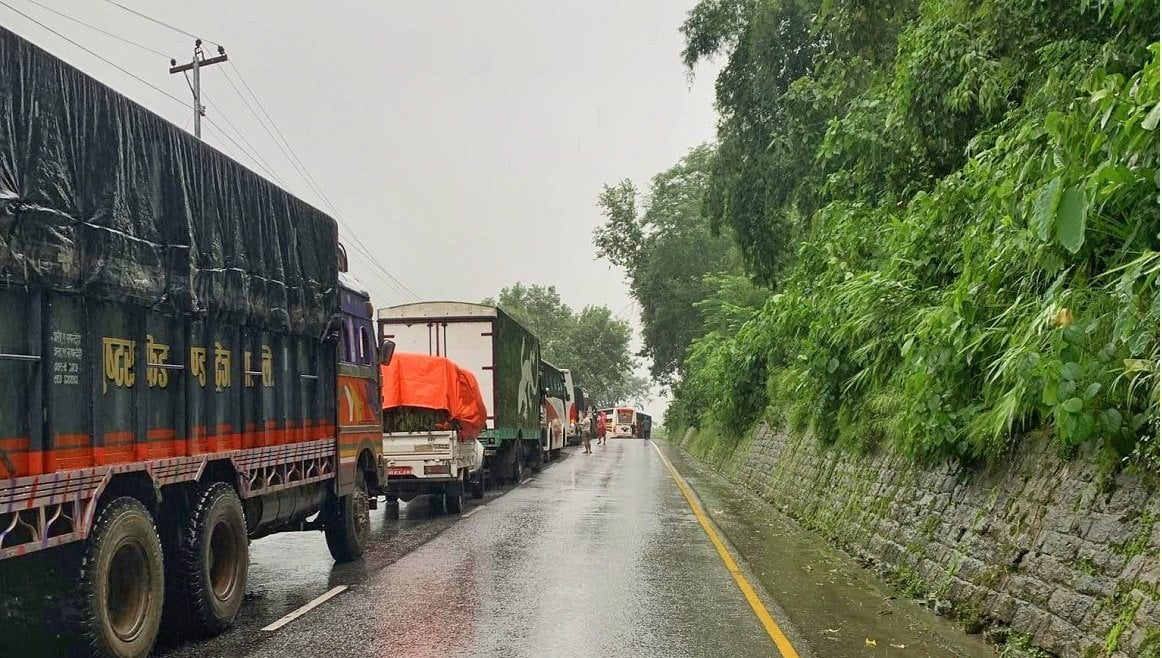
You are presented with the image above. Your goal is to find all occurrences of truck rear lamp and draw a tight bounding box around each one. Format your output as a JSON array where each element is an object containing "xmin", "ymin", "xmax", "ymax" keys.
[{"xmin": 424, "ymin": 463, "xmax": 451, "ymax": 475}]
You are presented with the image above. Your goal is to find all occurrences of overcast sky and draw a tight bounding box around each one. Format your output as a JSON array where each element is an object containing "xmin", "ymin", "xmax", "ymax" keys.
[{"xmin": 0, "ymin": 1, "xmax": 720, "ymax": 417}]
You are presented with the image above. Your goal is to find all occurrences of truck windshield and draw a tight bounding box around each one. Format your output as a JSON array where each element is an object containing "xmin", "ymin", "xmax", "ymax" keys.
[{"xmin": 617, "ymin": 409, "xmax": 634, "ymax": 425}]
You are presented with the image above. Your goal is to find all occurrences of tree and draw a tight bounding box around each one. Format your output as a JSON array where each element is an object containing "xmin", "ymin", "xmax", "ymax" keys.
[
  {"xmin": 665, "ymin": 0, "xmax": 1159, "ymax": 469},
  {"xmin": 484, "ymin": 284, "xmax": 644, "ymax": 408},
  {"xmin": 595, "ymin": 144, "xmax": 756, "ymax": 388},
  {"xmin": 483, "ymin": 283, "xmax": 574, "ymax": 364}
]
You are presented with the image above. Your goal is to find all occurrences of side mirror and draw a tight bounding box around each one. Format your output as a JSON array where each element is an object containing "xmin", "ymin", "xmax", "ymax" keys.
[{"xmin": 380, "ymin": 339, "xmax": 396, "ymax": 366}]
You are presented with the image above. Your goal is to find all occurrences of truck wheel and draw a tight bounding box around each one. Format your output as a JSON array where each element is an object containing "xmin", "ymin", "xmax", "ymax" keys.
[
  {"xmin": 470, "ymin": 472, "xmax": 485, "ymax": 499},
  {"xmin": 443, "ymin": 475, "xmax": 464, "ymax": 514},
  {"xmin": 79, "ymin": 496, "xmax": 164, "ymax": 658},
  {"xmin": 511, "ymin": 451, "xmax": 524, "ymax": 484},
  {"xmin": 383, "ymin": 496, "xmax": 400, "ymax": 518},
  {"xmin": 324, "ymin": 474, "xmax": 370, "ymax": 563},
  {"xmin": 530, "ymin": 444, "xmax": 544, "ymax": 473},
  {"xmin": 169, "ymin": 483, "xmax": 248, "ymax": 636}
]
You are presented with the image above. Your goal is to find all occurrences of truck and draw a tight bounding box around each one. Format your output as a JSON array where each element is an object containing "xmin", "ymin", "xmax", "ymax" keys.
[
  {"xmin": 0, "ymin": 28, "xmax": 384, "ymax": 658},
  {"xmin": 377, "ymin": 303, "xmax": 542, "ymax": 483},
  {"xmin": 601, "ymin": 406, "xmax": 640, "ymax": 438},
  {"xmin": 380, "ymin": 352, "xmax": 487, "ymax": 513}
]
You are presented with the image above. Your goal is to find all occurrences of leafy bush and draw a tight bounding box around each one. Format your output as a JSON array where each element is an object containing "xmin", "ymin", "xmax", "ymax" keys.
[{"xmin": 668, "ymin": 0, "xmax": 1158, "ymax": 468}]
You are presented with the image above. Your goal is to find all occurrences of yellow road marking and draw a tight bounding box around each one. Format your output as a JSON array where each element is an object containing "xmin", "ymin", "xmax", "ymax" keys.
[{"xmin": 651, "ymin": 442, "xmax": 801, "ymax": 658}]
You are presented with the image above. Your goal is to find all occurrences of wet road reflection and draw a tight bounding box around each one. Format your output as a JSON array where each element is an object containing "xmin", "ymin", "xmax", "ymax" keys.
[
  {"xmin": 1, "ymin": 440, "xmax": 994, "ymax": 657},
  {"xmin": 238, "ymin": 441, "xmax": 777, "ymax": 657}
]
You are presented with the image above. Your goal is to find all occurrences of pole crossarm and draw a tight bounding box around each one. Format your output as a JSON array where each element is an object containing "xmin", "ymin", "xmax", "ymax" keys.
[
  {"xmin": 169, "ymin": 53, "xmax": 227, "ymax": 74},
  {"xmin": 169, "ymin": 42, "xmax": 227, "ymax": 139}
]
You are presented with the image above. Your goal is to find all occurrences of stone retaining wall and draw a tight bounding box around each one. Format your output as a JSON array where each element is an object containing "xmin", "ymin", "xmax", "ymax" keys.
[{"xmin": 680, "ymin": 423, "xmax": 1159, "ymax": 657}]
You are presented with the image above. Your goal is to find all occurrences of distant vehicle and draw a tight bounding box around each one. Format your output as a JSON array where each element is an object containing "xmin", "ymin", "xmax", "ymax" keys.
[
  {"xmin": 598, "ymin": 406, "xmax": 635, "ymax": 439},
  {"xmin": 378, "ymin": 302, "xmax": 543, "ymax": 483},
  {"xmin": 380, "ymin": 353, "xmax": 488, "ymax": 513},
  {"xmin": 540, "ymin": 361, "xmax": 567, "ymax": 459},
  {"xmin": 638, "ymin": 412, "xmax": 653, "ymax": 440},
  {"xmin": 569, "ymin": 384, "xmax": 592, "ymax": 444}
]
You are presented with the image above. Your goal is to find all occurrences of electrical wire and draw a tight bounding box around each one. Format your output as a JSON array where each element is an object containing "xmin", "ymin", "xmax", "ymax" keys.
[
  {"xmin": 19, "ymin": 0, "xmax": 171, "ymax": 58},
  {"xmin": 0, "ymin": 1, "xmax": 287, "ymax": 187},
  {"xmin": 219, "ymin": 66, "xmax": 306, "ymax": 190},
  {"xmin": 198, "ymin": 93, "xmax": 287, "ymax": 186},
  {"xmin": 94, "ymin": 0, "xmax": 219, "ymax": 46},
  {"xmin": 346, "ymin": 247, "xmax": 417, "ymax": 301},
  {"xmin": 11, "ymin": 0, "xmax": 420, "ymax": 301},
  {"xmin": 225, "ymin": 61, "xmax": 422, "ymax": 301},
  {"xmin": 0, "ymin": 0, "xmax": 188, "ymax": 108}
]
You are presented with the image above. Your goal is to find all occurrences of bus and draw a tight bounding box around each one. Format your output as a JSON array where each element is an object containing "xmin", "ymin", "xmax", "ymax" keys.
[
  {"xmin": 539, "ymin": 360, "xmax": 567, "ymax": 459},
  {"xmin": 601, "ymin": 406, "xmax": 638, "ymax": 439}
]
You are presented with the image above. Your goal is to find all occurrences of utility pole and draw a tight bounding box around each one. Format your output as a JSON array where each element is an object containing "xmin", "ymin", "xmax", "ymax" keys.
[{"xmin": 169, "ymin": 40, "xmax": 227, "ymax": 139}]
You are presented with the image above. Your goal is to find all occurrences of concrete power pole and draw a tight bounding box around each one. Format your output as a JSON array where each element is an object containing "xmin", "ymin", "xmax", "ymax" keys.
[{"xmin": 169, "ymin": 40, "xmax": 227, "ymax": 139}]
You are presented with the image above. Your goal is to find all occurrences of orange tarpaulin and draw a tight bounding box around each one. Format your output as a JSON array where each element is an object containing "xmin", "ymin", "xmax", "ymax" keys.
[{"xmin": 380, "ymin": 352, "xmax": 488, "ymax": 440}]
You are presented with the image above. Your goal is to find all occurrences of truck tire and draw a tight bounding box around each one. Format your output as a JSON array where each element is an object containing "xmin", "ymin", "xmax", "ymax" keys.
[
  {"xmin": 78, "ymin": 496, "xmax": 164, "ymax": 658},
  {"xmin": 383, "ymin": 495, "xmax": 400, "ymax": 518},
  {"xmin": 511, "ymin": 449, "xmax": 524, "ymax": 484},
  {"xmin": 470, "ymin": 471, "xmax": 485, "ymax": 499},
  {"xmin": 443, "ymin": 474, "xmax": 464, "ymax": 514},
  {"xmin": 168, "ymin": 483, "xmax": 248, "ymax": 636},
  {"xmin": 530, "ymin": 443, "xmax": 544, "ymax": 473},
  {"xmin": 324, "ymin": 474, "xmax": 370, "ymax": 563}
]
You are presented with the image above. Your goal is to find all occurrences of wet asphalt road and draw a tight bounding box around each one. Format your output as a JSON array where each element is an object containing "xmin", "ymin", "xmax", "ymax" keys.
[
  {"xmin": 1, "ymin": 439, "xmax": 996, "ymax": 657},
  {"xmin": 188, "ymin": 440, "xmax": 780, "ymax": 658}
]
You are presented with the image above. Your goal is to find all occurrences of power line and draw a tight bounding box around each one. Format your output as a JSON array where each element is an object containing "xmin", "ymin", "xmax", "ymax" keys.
[
  {"xmin": 346, "ymin": 247, "xmax": 416, "ymax": 301},
  {"xmin": 0, "ymin": 2, "xmax": 289, "ymax": 188},
  {"xmin": 19, "ymin": 0, "xmax": 171, "ymax": 58},
  {"xmin": 0, "ymin": 0, "xmax": 188, "ymax": 108},
  {"xmin": 224, "ymin": 61, "xmax": 422, "ymax": 301},
  {"xmin": 219, "ymin": 66, "xmax": 307, "ymax": 188},
  {"xmin": 201, "ymin": 112, "xmax": 285, "ymax": 186},
  {"xmin": 94, "ymin": 0, "xmax": 219, "ymax": 46},
  {"xmin": 10, "ymin": 0, "xmax": 421, "ymax": 301},
  {"xmin": 200, "ymin": 121, "xmax": 281, "ymax": 182},
  {"xmin": 228, "ymin": 62, "xmax": 328, "ymax": 200}
]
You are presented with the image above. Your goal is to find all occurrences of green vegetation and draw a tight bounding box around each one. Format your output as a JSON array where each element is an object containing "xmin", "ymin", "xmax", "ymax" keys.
[
  {"xmin": 1001, "ymin": 632, "xmax": 1054, "ymax": 658},
  {"xmin": 600, "ymin": 0, "xmax": 1159, "ymax": 468},
  {"xmin": 594, "ymin": 145, "xmax": 761, "ymax": 390},
  {"xmin": 484, "ymin": 283, "xmax": 648, "ymax": 408}
]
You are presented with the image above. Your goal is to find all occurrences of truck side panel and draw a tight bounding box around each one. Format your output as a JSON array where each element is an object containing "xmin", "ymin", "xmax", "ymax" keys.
[
  {"xmin": 0, "ymin": 288, "xmax": 338, "ymax": 559},
  {"xmin": 492, "ymin": 310, "xmax": 540, "ymax": 440}
]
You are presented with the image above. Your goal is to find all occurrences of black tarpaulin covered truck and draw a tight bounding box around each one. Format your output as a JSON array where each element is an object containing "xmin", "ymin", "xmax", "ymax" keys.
[{"xmin": 0, "ymin": 27, "xmax": 384, "ymax": 658}]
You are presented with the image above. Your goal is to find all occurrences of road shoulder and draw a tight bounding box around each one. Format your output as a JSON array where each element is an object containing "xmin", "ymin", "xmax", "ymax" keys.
[{"xmin": 657, "ymin": 440, "xmax": 996, "ymax": 658}]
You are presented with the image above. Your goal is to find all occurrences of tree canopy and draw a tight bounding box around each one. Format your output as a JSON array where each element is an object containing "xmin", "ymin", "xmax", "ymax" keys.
[
  {"xmin": 603, "ymin": 0, "xmax": 1158, "ymax": 480},
  {"xmin": 594, "ymin": 144, "xmax": 758, "ymax": 388}
]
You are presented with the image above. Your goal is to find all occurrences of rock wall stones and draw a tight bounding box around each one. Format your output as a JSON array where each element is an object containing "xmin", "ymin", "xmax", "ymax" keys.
[{"xmin": 681, "ymin": 424, "xmax": 1160, "ymax": 658}]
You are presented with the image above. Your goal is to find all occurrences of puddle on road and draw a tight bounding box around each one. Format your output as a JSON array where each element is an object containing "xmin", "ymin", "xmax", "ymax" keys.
[{"xmin": 661, "ymin": 444, "xmax": 996, "ymax": 658}]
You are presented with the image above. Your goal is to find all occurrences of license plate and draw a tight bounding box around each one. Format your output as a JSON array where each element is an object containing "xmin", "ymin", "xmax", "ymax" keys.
[{"xmin": 388, "ymin": 467, "xmax": 412, "ymax": 476}]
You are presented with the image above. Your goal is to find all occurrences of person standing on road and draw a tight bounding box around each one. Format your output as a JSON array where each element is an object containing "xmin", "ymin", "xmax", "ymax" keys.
[
  {"xmin": 582, "ymin": 413, "xmax": 593, "ymax": 454},
  {"xmin": 596, "ymin": 410, "xmax": 607, "ymax": 446}
]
